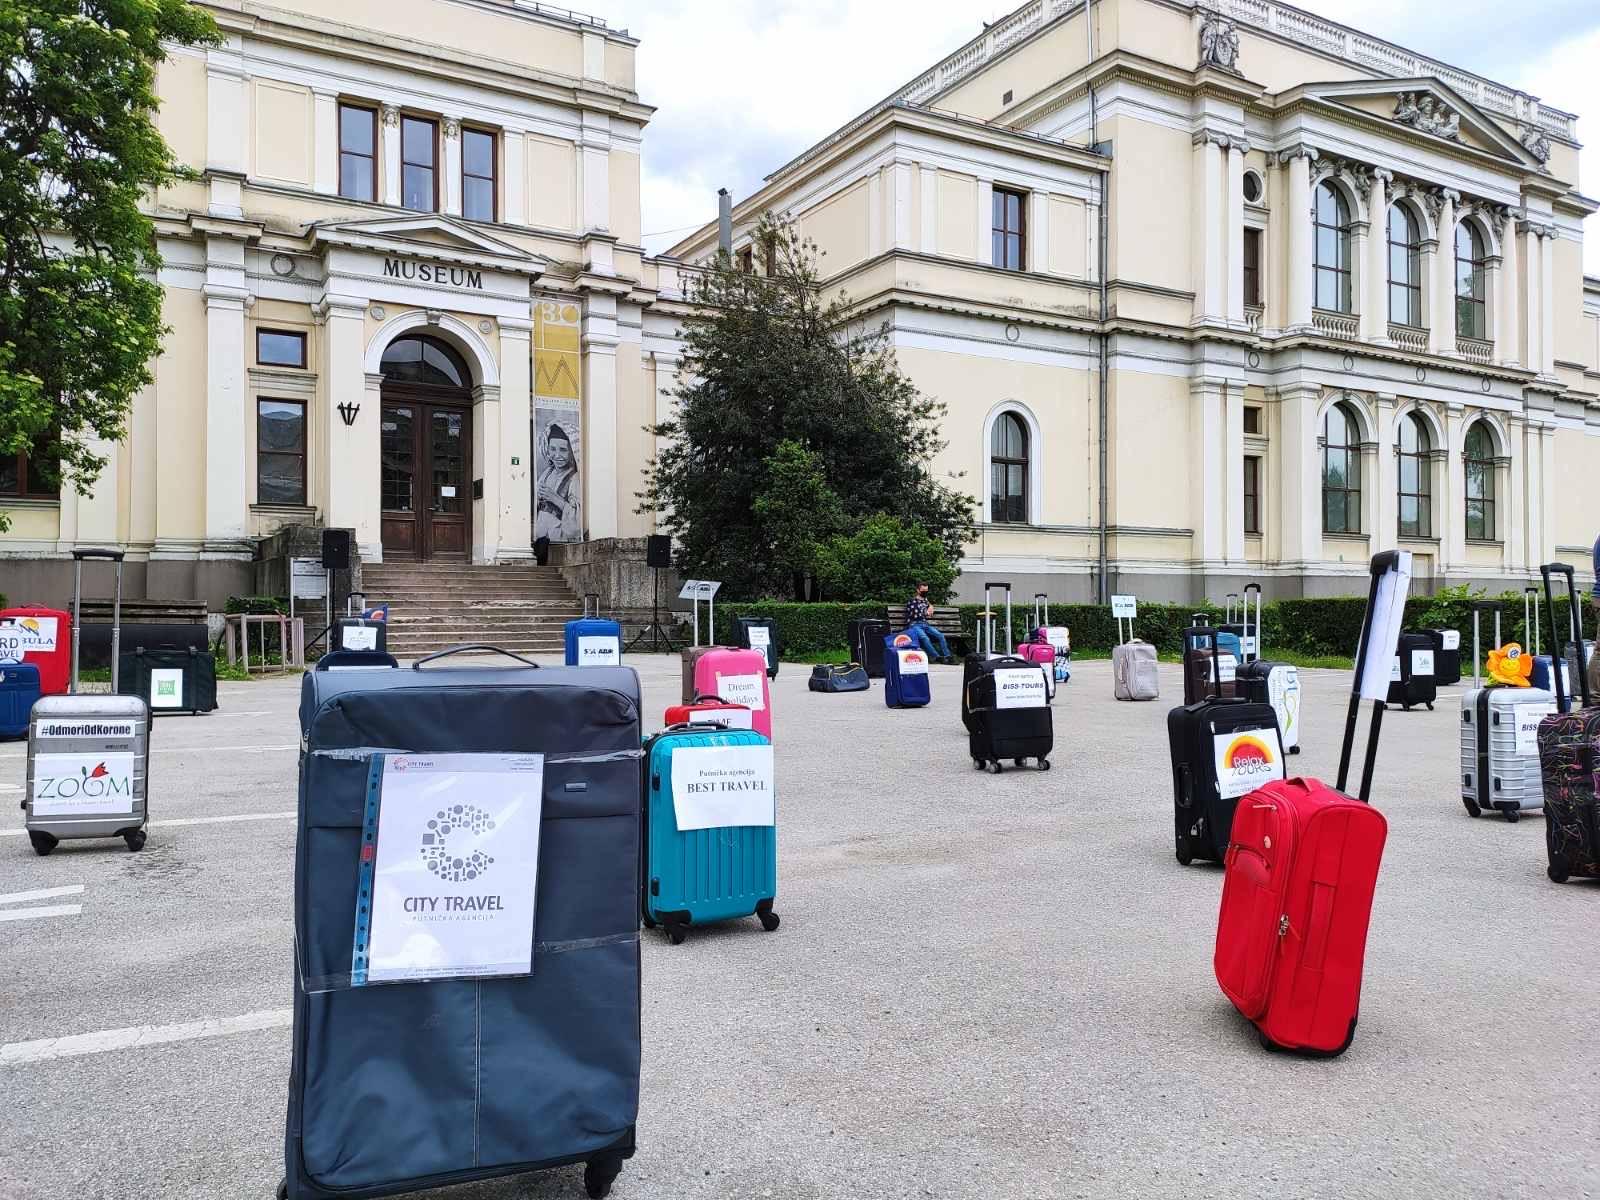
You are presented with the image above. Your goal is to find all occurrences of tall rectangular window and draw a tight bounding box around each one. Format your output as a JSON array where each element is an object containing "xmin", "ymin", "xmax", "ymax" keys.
[
  {"xmin": 0, "ymin": 435, "xmax": 57, "ymax": 500},
  {"xmin": 401, "ymin": 116, "xmax": 437, "ymax": 213},
  {"xmin": 462, "ymin": 128, "xmax": 496, "ymax": 222},
  {"xmin": 1243, "ymin": 455, "xmax": 1261, "ymax": 535},
  {"xmin": 1243, "ymin": 228, "xmax": 1262, "ymax": 307},
  {"xmin": 992, "ymin": 186, "xmax": 1027, "ymax": 272},
  {"xmin": 338, "ymin": 103, "xmax": 376, "ymax": 202},
  {"xmin": 257, "ymin": 400, "xmax": 307, "ymax": 506}
]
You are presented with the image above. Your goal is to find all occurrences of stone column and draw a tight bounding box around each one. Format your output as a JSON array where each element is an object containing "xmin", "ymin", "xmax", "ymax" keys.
[
  {"xmin": 1538, "ymin": 420, "xmax": 1556, "ymax": 564},
  {"xmin": 1430, "ymin": 189, "xmax": 1458, "ymax": 355},
  {"xmin": 650, "ymin": 352, "xmax": 681, "ymax": 531},
  {"xmin": 1193, "ymin": 133, "xmax": 1225, "ymax": 323},
  {"xmin": 1276, "ymin": 384, "xmax": 1323, "ymax": 567},
  {"xmin": 1189, "ymin": 378, "xmax": 1226, "ymax": 567},
  {"xmin": 1350, "ymin": 215, "xmax": 1370, "ymax": 336},
  {"xmin": 442, "ymin": 118, "xmax": 462, "ymax": 217},
  {"xmin": 203, "ymin": 235, "xmax": 248, "ymax": 547},
  {"xmin": 381, "ymin": 105, "xmax": 401, "ymax": 208},
  {"xmin": 322, "ymin": 298, "xmax": 381, "ymax": 560},
  {"xmin": 471, "ymin": 381, "xmax": 502, "ymax": 564},
  {"xmin": 1224, "ymin": 381, "xmax": 1246, "ymax": 562},
  {"xmin": 1541, "ymin": 226, "xmax": 1556, "ymax": 375},
  {"xmin": 313, "ymin": 89, "xmax": 339, "ymax": 196},
  {"xmin": 1443, "ymin": 403, "xmax": 1467, "ymax": 571},
  {"xmin": 581, "ymin": 293, "xmax": 620, "ymax": 539},
  {"xmin": 1226, "ymin": 139, "xmax": 1247, "ymax": 325},
  {"xmin": 1364, "ymin": 170, "xmax": 1391, "ymax": 342},
  {"xmin": 1373, "ymin": 393, "xmax": 1397, "ymax": 543},
  {"xmin": 502, "ymin": 128, "xmax": 526, "ymax": 226},
  {"xmin": 497, "ymin": 316, "xmax": 534, "ymax": 560},
  {"xmin": 1283, "ymin": 149, "xmax": 1316, "ymax": 331},
  {"xmin": 1521, "ymin": 222, "xmax": 1541, "ymax": 372},
  {"xmin": 893, "ymin": 162, "xmax": 915, "ymax": 252},
  {"xmin": 1496, "ymin": 213, "xmax": 1518, "ymax": 366},
  {"xmin": 1505, "ymin": 415, "xmax": 1525, "ymax": 572}
]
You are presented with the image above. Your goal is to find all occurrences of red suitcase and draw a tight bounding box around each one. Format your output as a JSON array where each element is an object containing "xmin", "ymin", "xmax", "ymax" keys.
[
  {"xmin": 0, "ymin": 605, "xmax": 71, "ymax": 696},
  {"xmin": 663, "ymin": 695, "xmax": 753, "ymax": 732},
  {"xmin": 1213, "ymin": 550, "xmax": 1402, "ymax": 1057}
]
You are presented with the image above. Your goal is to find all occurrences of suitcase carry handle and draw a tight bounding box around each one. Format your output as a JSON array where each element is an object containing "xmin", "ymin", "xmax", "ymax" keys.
[
  {"xmin": 1470, "ymin": 600, "xmax": 1500, "ymax": 689},
  {"xmin": 317, "ymin": 650, "xmax": 400, "ymax": 671},
  {"xmin": 1524, "ymin": 586, "xmax": 1541, "ymax": 656},
  {"xmin": 411, "ymin": 644, "xmax": 541, "ymax": 669},
  {"xmin": 584, "ymin": 593, "xmax": 602, "ymax": 619},
  {"xmin": 1542, "ymin": 562, "xmax": 1591, "ymax": 712},
  {"xmin": 690, "ymin": 693, "xmax": 729, "ymax": 704},
  {"xmin": 1245, "ymin": 583, "xmax": 1262, "ymax": 661}
]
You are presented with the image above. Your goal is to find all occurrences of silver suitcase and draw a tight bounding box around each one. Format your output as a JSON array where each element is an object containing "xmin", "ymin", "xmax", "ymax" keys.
[
  {"xmin": 1112, "ymin": 639, "xmax": 1159, "ymax": 702},
  {"xmin": 1459, "ymin": 602, "xmax": 1553, "ymax": 822},
  {"xmin": 25, "ymin": 694, "xmax": 150, "ymax": 853}
]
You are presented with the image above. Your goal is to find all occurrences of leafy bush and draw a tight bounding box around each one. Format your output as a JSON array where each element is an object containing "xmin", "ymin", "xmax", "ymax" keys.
[
  {"xmin": 225, "ymin": 595, "xmax": 289, "ymax": 615},
  {"xmin": 813, "ymin": 515, "xmax": 957, "ymax": 602},
  {"xmin": 709, "ymin": 602, "xmax": 886, "ymax": 656}
]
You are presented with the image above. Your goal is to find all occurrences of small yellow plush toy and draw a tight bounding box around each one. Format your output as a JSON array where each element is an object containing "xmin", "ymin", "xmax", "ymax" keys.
[{"xmin": 1486, "ymin": 643, "xmax": 1534, "ymax": 687}]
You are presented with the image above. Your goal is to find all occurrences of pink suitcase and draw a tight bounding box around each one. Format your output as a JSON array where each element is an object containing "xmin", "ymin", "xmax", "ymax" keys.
[
  {"xmin": 693, "ymin": 647, "xmax": 773, "ymax": 741},
  {"xmin": 1015, "ymin": 639, "xmax": 1057, "ymax": 699}
]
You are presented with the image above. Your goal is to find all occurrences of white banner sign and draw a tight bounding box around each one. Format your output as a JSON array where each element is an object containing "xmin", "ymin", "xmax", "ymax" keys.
[
  {"xmin": 1044, "ymin": 627, "xmax": 1071, "ymax": 651},
  {"xmin": 577, "ymin": 635, "xmax": 620, "ymax": 666},
  {"xmin": 1515, "ymin": 702, "xmax": 1557, "ymax": 756},
  {"xmin": 341, "ymin": 624, "xmax": 379, "ymax": 652},
  {"xmin": 149, "ymin": 668, "xmax": 185, "ymax": 709},
  {"xmin": 994, "ymin": 667, "xmax": 1048, "ymax": 709},
  {"xmin": 1111, "ymin": 595, "xmax": 1138, "ymax": 619},
  {"xmin": 670, "ymin": 743, "xmax": 776, "ymax": 831},
  {"xmin": 365, "ymin": 754, "xmax": 545, "ymax": 985},
  {"xmin": 0, "ymin": 615, "xmax": 58, "ymax": 660},
  {"xmin": 1241, "ymin": 636, "xmax": 1258, "ymax": 658},
  {"xmin": 31, "ymin": 752, "xmax": 136, "ymax": 816},
  {"xmin": 746, "ymin": 625, "xmax": 772, "ymax": 649},
  {"xmin": 290, "ymin": 558, "xmax": 327, "ymax": 600},
  {"xmin": 895, "ymin": 648, "xmax": 930, "ymax": 676},
  {"xmin": 1359, "ymin": 552, "xmax": 1414, "ymax": 702},
  {"xmin": 1209, "ymin": 654, "xmax": 1238, "ymax": 684},
  {"xmin": 1212, "ymin": 729, "xmax": 1285, "ymax": 800},
  {"xmin": 35, "ymin": 719, "xmax": 136, "ymax": 740},
  {"xmin": 715, "ymin": 671, "xmax": 767, "ymax": 711},
  {"xmin": 1411, "ymin": 649, "xmax": 1435, "ymax": 677},
  {"xmin": 1389, "ymin": 656, "xmax": 1402, "ymax": 682},
  {"xmin": 682, "ymin": 706, "xmax": 753, "ymax": 731},
  {"xmin": 1267, "ymin": 665, "xmax": 1302, "ymax": 744},
  {"xmin": 1440, "ymin": 630, "xmax": 1461, "ymax": 651}
]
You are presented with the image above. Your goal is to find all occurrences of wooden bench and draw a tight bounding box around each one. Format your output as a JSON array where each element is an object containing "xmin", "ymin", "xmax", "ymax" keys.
[{"xmin": 883, "ymin": 604, "xmax": 972, "ymax": 657}]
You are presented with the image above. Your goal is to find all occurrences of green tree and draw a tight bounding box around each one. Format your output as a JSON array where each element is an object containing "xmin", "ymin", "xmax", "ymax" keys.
[
  {"xmin": 0, "ymin": 0, "xmax": 219, "ymax": 531},
  {"xmin": 814, "ymin": 514, "xmax": 957, "ymax": 603},
  {"xmin": 640, "ymin": 213, "xmax": 974, "ymax": 598},
  {"xmin": 751, "ymin": 439, "xmax": 844, "ymax": 599}
]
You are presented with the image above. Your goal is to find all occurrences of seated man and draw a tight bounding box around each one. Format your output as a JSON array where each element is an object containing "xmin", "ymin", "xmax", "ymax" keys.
[{"xmin": 904, "ymin": 582, "xmax": 954, "ymax": 663}]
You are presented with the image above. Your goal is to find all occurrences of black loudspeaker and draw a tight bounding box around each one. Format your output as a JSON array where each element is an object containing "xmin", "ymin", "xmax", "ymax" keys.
[
  {"xmin": 321, "ymin": 528, "xmax": 352, "ymax": 570},
  {"xmin": 646, "ymin": 534, "xmax": 672, "ymax": 568},
  {"xmin": 534, "ymin": 536, "xmax": 550, "ymax": 566}
]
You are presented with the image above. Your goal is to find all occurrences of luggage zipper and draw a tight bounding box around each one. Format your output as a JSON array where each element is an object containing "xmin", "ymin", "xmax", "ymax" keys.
[{"xmin": 1278, "ymin": 913, "xmax": 1290, "ymax": 937}]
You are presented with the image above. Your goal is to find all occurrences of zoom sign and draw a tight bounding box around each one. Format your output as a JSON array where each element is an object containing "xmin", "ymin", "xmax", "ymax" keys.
[{"xmin": 31, "ymin": 753, "xmax": 136, "ymax": 816}]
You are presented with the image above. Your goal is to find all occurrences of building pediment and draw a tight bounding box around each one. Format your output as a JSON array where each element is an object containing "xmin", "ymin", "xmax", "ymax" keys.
[
  {"xmin": 309, "ymin": 214, "xmax": 547, "ymax": 276},
  {"xmin": 1299, "ymin": 78, "xmax": 1546, "ymax": 169}
]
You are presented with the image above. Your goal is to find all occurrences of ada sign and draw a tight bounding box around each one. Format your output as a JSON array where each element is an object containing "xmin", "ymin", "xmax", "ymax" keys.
[
  {"xmin": 669, "ymin": 743, "xmax": 776, "ymax": 831},
  {"xmin": 31, "ymin": 752, "xmax": 136, "ymax": 817},
  {"xmin": 0, "ymin": 615, "xmax": 58, "ymax": 660},
  {"xmin": 1515, "ymin": 702, "xmax": 1557, "ymax": 756},
  {"xmin": 149, "ymin": 668, "xmax": 184, "ymax": 709},
  {"xmin": 1212, "ymin": 729, "xmax": 1284, "ymax": 800},
  {"xmin": 1111, "ymin": 595, "xmax": 1138, "ymax": 619},
  {"xmin": 363, "ymin": 754, "xmax": 544, "ymax": 985},
  {"xmin": 577, "ymin": 635, "xmax": 620, "ymax": 666},
  {"xmin": 993, "ymin": 667, "xmax": 1048, "ymax": 709}
]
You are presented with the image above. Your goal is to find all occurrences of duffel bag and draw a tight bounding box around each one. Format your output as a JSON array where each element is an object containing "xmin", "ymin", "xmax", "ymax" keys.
[{"xmin": 809, "ymin": 663, "xmax": 870, "ymax": 693}]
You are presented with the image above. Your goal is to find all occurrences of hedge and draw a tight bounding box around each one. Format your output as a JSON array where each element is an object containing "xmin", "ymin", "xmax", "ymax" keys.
[{"xmin": 699, "ymin": 589, "xmax": 1598, "ymax": 662}]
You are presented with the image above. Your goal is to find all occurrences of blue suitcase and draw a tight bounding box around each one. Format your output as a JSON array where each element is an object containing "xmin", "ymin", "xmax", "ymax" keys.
[
  {"xmin": 1215, "ymin": 631, "xmax": 1243, "ymax": 663},
  {"xmin": 642, "ymin": 725, "xmax": 779, "ymax": 944},
  {"xmin": 0, "ymin": 661, "xmax": 40, "ymax": 738},
  {"xmin": 565, "ymin": 593, "xmax": 622, "ymax": 667},
  {"xmin": 285, "ymin": 647, "xmax": 642, "ymax": 1200},
  {"xmin": 883, "ymin": 632, "xmax": 932, "ymax": 708}
]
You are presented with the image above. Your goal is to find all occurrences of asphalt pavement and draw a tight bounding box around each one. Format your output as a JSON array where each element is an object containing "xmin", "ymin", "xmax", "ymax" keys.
[{"xmin": 0, "ymin": 655, "xmax": 1595, "ymax": 1200}]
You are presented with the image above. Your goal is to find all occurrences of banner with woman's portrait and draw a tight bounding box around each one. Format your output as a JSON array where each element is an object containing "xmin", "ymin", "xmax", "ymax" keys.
[{"xmin": 534, "ymin": 299, "xmax": 583, "ymax": 543}]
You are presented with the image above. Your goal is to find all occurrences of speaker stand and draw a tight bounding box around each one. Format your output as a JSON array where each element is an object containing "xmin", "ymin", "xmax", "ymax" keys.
[{"xmin": 626, "ymin": 567, "xmax": 676, "ymax": 653}]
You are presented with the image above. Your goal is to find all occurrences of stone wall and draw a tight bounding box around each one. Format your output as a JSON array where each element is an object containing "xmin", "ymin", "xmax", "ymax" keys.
[{"xmin": 550, "ymin": 537, "xmax": 684, "ymax": 641}]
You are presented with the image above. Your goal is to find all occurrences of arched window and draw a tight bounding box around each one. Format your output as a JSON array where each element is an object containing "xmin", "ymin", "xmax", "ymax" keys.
[
  {"xmin": 1314, "ymin": 181, "xmax": 1353, "ymax": 314},
  {"xmin": 1397, "ymin": 412, "xmax": 1433, "ymax": 539},
  {"xmin": 1388, "ymin": 205, "xmax": 1422, "ymax": 327},
  {"xmin": 990, "ymin": 412, "xmax": 1029, "ymax": 524},
  {"xmin": 1455, "ymin": 223, "xmax": 1487, "ymax": 340},
  {"xmin": 1321, "ymin": 402, "xmax": 1362, "ymax": 534},
  {"xmin": 379, "ymin": 335, "xmax": 470, "ymax": 389},
  {"xmin": 1464, "ymin": 422, "xmax": 1497, "ymax": 540}
]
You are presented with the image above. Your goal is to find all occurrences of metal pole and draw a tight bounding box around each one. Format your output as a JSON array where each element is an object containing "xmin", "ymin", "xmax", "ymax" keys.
[
  {"xmin": 71, "ymin": 557, "xmax": 83, "ymax": 694},
  {"xmin": 110, "ymin": 557, "xmax": 123, "ymax": 693}
]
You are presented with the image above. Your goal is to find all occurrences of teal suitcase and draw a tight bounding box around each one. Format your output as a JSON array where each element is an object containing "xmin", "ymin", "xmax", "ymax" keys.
[{"xmin": 642, "ymin": 725, "xmax": 779, "ymax": 944}]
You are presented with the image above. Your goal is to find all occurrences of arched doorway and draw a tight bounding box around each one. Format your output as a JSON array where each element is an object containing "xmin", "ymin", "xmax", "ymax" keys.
[{"xmin": 379, "ymin": 334, "xmax": 473, "ymax": 561}]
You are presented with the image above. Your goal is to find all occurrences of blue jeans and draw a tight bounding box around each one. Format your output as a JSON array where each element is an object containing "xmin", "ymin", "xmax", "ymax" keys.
[{"xmin": 908, "ymin": 621, "xmax": 951, "ymax": 659}]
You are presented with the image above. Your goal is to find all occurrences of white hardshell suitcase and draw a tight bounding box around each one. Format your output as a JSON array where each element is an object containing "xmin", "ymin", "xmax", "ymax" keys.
[{"xmin": 1459, "ymin": 602, "xmax": 1554, "ymax": 822}]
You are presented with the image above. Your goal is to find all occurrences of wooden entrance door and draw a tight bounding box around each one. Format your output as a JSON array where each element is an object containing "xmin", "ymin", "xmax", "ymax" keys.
[{"xmin": 380, "ymin": 395, "xmax": 471, "ymax": 561}]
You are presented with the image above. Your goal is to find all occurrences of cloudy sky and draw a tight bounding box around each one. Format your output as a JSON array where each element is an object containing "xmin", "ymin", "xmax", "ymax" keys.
[{"xmin": 588, "ymin": 0, "xmax": 1600, "ymax": 267}]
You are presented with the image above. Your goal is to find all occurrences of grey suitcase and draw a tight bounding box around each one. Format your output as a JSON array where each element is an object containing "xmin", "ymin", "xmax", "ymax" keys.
[
  {"xmin": 1460, "ymin": 603, "xmax": 1554, "ymax": 821},
  {"xmin": 1112, "ymin": 609, "xmax": 1159, "ymax": 701},
  {"xmin": 283, "ymin": 645, "xmax": 642, "ymax": 1199}
]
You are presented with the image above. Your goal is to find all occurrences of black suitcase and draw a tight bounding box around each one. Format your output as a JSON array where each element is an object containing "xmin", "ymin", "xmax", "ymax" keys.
[
  {"xmin": 118, "ymin": 644, "xmax": 219, "ymax": 714},
  {"xmin": 284, "ymin": 647, "xmax": 642, "ymax": 1200},
  {"xmin": 964, "ymin": 655, "xmax": 1053, "ymax": 772},
  {"xmin": 1428, "ymin": 628, "xmax": 1462, "ymax": 686},
  {"xmin": 1386, "ymin": 631, "xmax": 1437, "ymax": 710},
  {"xmin": 1168, "ymin": 627, "xmax": 1284, "ymax": 864},
  {"xmin": 1182, "ymin": 625, "xmax": 1236, "ymax": 705},
  {"xmin": 848, "ymin": 618, "xmax": 889, "ymax": 678},
  {"xmin": 808, "ymin": 663, "xmax": 868, "ymax": 693},
  {"xmin": 1538, "ymin": 564, "xmax": 1600, "ymax": 883},
  {"xmin": 335, "ymin": 616, "xmax": 387, "ymax": 655},
  {"xmin": 735, "ymin": 616, "xmax": 779, "ymax": 678}
]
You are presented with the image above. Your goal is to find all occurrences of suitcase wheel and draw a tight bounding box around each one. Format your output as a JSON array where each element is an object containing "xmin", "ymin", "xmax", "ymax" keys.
[
  {"xmin": 756, "ymin": 899, "xmax": 780, "ymax": 933},
  {"xmin": 641, "ymin": 913, "xmax": 656, "ymax": 929},
  {"xmin": 972, "ymin": 758, "xmax": 985, "ymax": 771},
  {"xmin": 275, "ymin": 1180, "xmax": 288, "ymax": 1200},
  {"xmin": 1289, "ymin": 746, "xmax": 1301, "ymax": 755},
  {"xmin": 28, "ymin": 830, "xmax": 56, "ymax": 857},
  {"xmin": 665, "ymin": 919, "xmax": 688, "ymax": 946},
  {"xmin": 1039, "ymin": 759, "xmax": 1051, "ymax": 771},
  {"xmin": 124, "ymin": 830, "xmax": 147, "ymax": 852},
  {"xmin": 988, "ymin": 761, "xmax": 1004, "ymax": 775},
  {"xmin": 584, "ymin": 1154, "xmax": 624, "ymax": 1199},
  {"xmin": 1501, "ymin": 806, "xmax": 1520, "ymax": 824},
  {"xmin": 1548, "ymin": 857, "xmax": 1571, "ymax": 884},
  {"xmin": 1462, "ymin": 797, "xmax": 1481, "ymax": 818},
  {"xmin": 1175, "ymin": 835, "xmax": 1194, "ymax": 867},
  {"xmin": 1426, "ymin": 703, "xmax": 1434, "ymax": 712}
]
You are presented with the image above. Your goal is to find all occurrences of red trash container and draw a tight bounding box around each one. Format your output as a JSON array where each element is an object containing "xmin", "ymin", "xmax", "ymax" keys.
[{"xmin": 0, "ymin": 606, "xmax": 72, "ymax": 696}]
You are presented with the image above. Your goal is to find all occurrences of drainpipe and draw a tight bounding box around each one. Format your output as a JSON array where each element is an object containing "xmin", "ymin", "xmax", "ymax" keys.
[
  {"xmin": 717, "ymin": 188, "xmax": 733, "ymax": 257},
  {"xmin": 1087, "ymin": 0, "xmax": 1111, "ymax": 604}
]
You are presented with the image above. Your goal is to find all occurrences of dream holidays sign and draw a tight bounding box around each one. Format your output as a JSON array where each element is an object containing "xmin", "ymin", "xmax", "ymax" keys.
[{"xmin": 670, "ymin": 743, "xmax": 776, "ymax": 831}]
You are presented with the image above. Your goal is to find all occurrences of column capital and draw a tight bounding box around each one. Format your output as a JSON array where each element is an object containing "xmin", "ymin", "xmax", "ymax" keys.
[
  {"xmin": 381, "ymin": 104, "xmax": 399, "ymax": 128},
  {"xmin": 1372, "ymin": 167, "xmax": 1394, "ymax": 184},
  {"xmin": 1191, "ymin": 129, "xmax": 1232, "ymax": 149},
  {"xmin": 1228, "ymin": 137, "xmax": 1251, "ymax": 155},
  {"xmin": 1441, "ymin": 188, "xmax": 1461, "ymax": 205},
  {"xmin": 443, "ymin": 117, "xmax": 461, "ymax": 140},
  {"xmin": 1278, "ymin": 145, "xmax": 1319, "ymax": 166}
]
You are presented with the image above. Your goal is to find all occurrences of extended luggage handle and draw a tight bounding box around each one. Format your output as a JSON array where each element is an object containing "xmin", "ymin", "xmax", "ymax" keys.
[
  {"xmin": 983, "ymin": 581, "xmax": 1012, "ymax": 657},
  {"xmin": 1182, "ymin": 625, "xmax": 1227, "ymax": 701},
  {"xmin": 1245, "ymin": 583, "xmax": 1263, "ymax": 662},
  {"xmin": 411, "ymin": 644, "xmax": 541, "ymax": 669},
  {"xmin": 1523, "ymin": 586, "xmax": 1540, "ymax": 656},
  {"xmin": 1469, "ymin": 600, "xmax": 1501, "ymax": 690},
  {"xmin": 1542, "ymin": 562, "xmax": 1591, "ymax": 713},
  {"xmin": 70, "ymin": 546, "xmax": 126, "ymax": 694},
  {"xmin": 583, "ymin": 592, "xmax": 603, "ymax": 619},
  {"xmin": 1033, "ymin": 593, "xmax": 1049, "ymax": 631}
]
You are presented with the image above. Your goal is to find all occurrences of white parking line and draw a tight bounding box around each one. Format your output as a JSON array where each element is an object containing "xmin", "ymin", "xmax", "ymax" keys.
[
  {"xmin": 0, "ymin": 884, "xmax": 85, "ymax": 905},
  {"xmin": 0, "ymin": 1008, "xmax": 292, "ymax": 1066},
  {"xmin": 0, "ymin": 811, "xmax": 295, "ymax": 838},
  {"xmin": 0, "ymin": 742, "xmax": 295, "ymax": 762},
  {"xmin": 0, "ymin": 904, "xmax": 81, "ymax": 923}
]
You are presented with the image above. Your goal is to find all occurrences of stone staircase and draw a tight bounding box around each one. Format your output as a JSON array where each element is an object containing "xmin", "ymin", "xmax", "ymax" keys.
[{"xmin": 360, "ymin": 562, "xmax": 582, "ymax": 659}]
